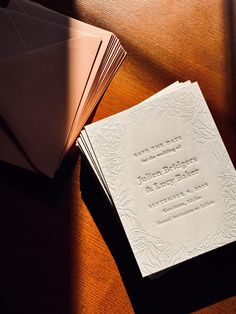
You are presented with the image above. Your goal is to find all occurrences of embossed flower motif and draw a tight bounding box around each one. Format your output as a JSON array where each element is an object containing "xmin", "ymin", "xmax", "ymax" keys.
[
  {"xmin": 129, "ymin": 228, "xmax": 171, "ymax": 271},
  {"xmin": 106, "ymin": 155, "xmax": 124, "ymax": 177},
  {"xmin": 170, "ymin": 246, "xmax": 188, "ymax": 264},
  {"xmin": 126, "ymin": 104, "xmax": 159, "ymax": 128},
  {"xmin": 221, "ymin": 206, "xmax": 236, "ymax": 239},
  {"xmin": 198, "ymin": 233, "xmax": 224, "ymax": 251},
  {"xmin": 94, "ymin": 120, "xmax": 124, "ymax": 157},
  {"xmin": 162, "ymin": 89, "xmax": 198, "ymax": 121},
  {"xmin": 219, "ymin": 174, "xmax": 236, "ymax": 209},
  {"xmin": 193, "ymin": 112, "xmax": 216, "ymax": 143},
  {"xmin": 119, "ymin": 209, "xmax": 140, "ymax": 231},
  {"xmin": 218, "ymin": 152, "xmax": 235, "ymax": 174},
  {"xmin": 211, "ymin": 141, "xmax": 224, "ymax": 162}
]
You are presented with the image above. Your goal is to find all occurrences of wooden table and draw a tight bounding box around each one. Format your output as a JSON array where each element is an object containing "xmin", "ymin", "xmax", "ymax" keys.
[{"xmin": 0, "ymin": 0, "xmax": 236, "ymax": 313}]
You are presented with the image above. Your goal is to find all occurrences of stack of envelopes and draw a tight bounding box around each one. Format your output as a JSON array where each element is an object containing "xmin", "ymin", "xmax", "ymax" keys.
[{"xmin": 0, "ymin": 0, "xmax": 126, "ymax": 177}]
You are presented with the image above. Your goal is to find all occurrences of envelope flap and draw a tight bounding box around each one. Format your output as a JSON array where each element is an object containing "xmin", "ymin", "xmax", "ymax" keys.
[
  {"xmin": 0, "ymin": 8, "xmax": 94, "ymax": 61},
  {"xmin": 0, "ymin": 121, "xmax": 35, "ymax": 172},
  {"xmin": 0, "ymin": 36, "xmax": 101, "ymax": 176},
  {"xmin": 8, "ymin": 0, "xmax": 112, "ymax": 39}
]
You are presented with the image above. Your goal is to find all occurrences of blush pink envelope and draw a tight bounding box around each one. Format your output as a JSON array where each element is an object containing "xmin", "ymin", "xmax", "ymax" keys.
[
  {"xmin": 0, "ymin": 8, "xmax": 102, "ymax": 176},
  {"xmin": 7, "ymin": 0, "xmax": 126, "ymax": 157}
]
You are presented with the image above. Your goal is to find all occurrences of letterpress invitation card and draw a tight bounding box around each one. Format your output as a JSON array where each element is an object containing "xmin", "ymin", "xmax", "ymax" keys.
[{"xmin": 78, "ymin": 82, "xmax": 236, "ymax": 277}]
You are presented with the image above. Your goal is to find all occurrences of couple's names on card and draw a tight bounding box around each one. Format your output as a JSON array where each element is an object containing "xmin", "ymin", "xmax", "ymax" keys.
[{"xmin": 133, "ymin": 136, "xmax": 215, "ymax": 225}]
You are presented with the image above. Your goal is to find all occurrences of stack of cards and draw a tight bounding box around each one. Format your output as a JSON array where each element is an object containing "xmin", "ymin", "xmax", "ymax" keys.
[
  {"xmin": 0, "ymin": 0, "xmax": 126, "ymax": 177},
  {"xmin": 77, "ymin": 81, "xmax": 236, "ymax": 277}
]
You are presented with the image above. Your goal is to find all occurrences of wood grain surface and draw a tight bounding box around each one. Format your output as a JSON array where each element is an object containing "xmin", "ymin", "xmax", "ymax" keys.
[{"xmin": 0, "ymin": 0, "xmax": 236, "ymax": 313}]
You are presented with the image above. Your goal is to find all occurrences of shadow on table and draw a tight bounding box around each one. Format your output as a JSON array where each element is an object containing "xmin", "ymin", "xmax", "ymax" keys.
[
  {"xmin": 0, "ymin": 146, "xmax": 79, "ymax": 314},
  {"xmin": 0, "ymin": 0, "xmax": 77, "ymax": 311},
  {"xmin": 80, "ymin": 156, "xmax": 236, "ymax": 314}
]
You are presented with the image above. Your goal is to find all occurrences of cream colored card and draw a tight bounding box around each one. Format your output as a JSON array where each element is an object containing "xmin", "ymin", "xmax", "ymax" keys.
[
  {"xmin": 83, "ymin": 82, "xmax": 236, "ymax": 277},
  {"xmin": 78, "ymin": 81, "xmax": 190, "ymax": 195}
]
